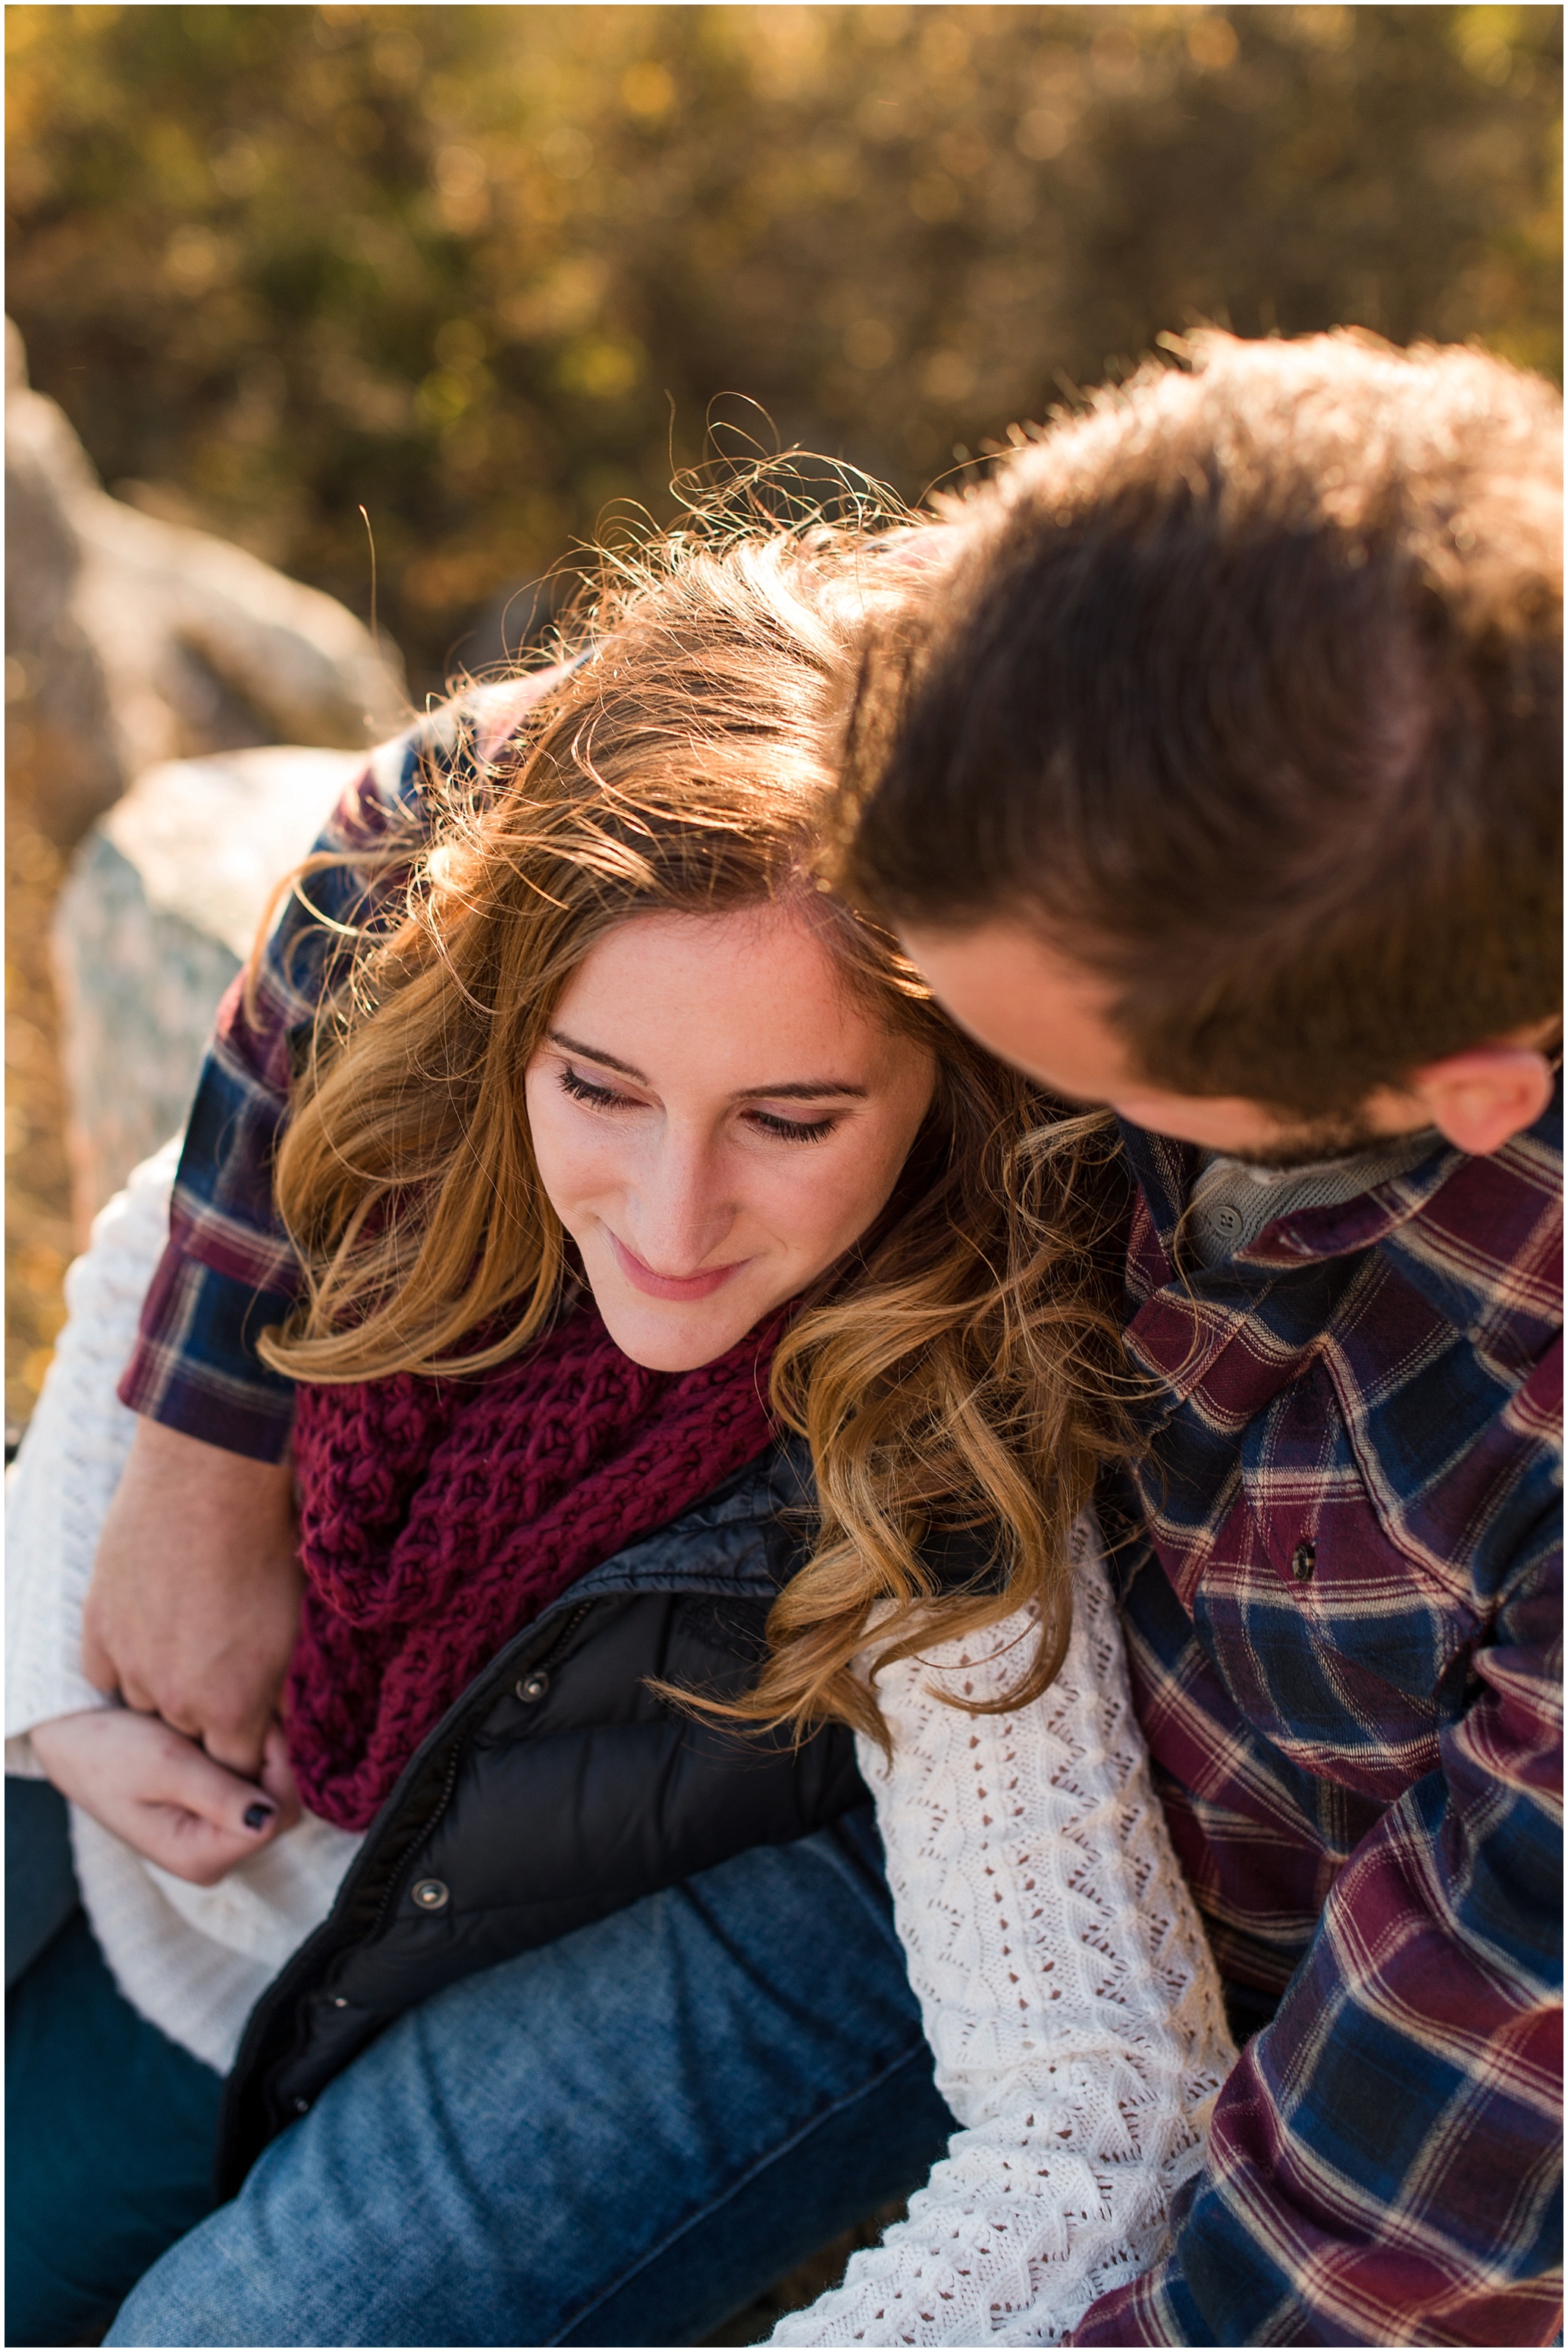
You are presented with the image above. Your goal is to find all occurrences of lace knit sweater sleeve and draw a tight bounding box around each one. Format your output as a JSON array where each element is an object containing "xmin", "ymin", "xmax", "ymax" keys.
[
  {"xmin": 5, "ymin": 1138, "xmax": 183, "ymax": 1758},
  {"xmin": 773, "ymin": 1523, "xmax": 1236, "ymax": 2347}
]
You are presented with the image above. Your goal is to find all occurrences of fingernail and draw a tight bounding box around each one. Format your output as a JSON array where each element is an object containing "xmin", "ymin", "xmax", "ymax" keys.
[{"xmin": 243, "ymin": 1802, "xmax": 275, "ymax": 1831}]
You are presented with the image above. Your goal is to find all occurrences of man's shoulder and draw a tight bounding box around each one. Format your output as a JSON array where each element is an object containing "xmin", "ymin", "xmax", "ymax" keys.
[
  {"xmin": 1120, "ymin": 1102, "xmax": 1560, "ymax": 1619},
  {"xmin": 1378, "ymin": 1112, "xmax": 1561, "ymax": 1383},
  {"xmin": 315, "ymin": 663, "xmax": 581, "ymax": 864},
  {"xmin": 251, "ymin": 671, "xmax": 577, "ymax": 1010}
]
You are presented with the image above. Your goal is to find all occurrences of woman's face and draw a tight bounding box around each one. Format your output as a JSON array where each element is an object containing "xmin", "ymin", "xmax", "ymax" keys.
[{"xmin": 524, "ymin": 902, "xmax": 937, "ymax": 1370}]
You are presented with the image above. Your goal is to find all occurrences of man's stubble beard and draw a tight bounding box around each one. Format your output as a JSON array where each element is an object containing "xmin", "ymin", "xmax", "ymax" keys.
[{"xmin": 1216, "ymin": 1110, "xmax": 1433, "ymax": 1171}]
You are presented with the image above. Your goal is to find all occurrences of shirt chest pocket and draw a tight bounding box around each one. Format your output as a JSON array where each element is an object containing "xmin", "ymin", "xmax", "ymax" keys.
[{"xmin": 1212, "ymin": 1363, "xmax": 1479, "ymax": 1797}]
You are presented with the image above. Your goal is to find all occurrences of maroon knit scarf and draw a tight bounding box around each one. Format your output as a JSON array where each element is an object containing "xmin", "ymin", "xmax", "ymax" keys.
[{"xmin": 285, "ymin": 1302, "xmax": 780, "ymax": 1831}]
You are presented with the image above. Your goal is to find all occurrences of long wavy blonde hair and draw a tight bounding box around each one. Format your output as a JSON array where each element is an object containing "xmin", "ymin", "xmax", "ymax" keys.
[{"xmin": 259, "ymin": 506, "xmax": 1130, "ymax": 1741}]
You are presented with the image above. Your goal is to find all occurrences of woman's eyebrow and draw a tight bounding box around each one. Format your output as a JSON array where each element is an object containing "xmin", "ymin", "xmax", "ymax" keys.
[
  {"xmin": 733, "ymin": 1080, "xmax": 868, "ymax": 1101},
  {"xmin": 547, "ymin": 1030, "xmax": 650, "ymax": 1083},
  {"xmin": 547, "ymin": 1030, "xmax": 867, "ymax": 1102}
]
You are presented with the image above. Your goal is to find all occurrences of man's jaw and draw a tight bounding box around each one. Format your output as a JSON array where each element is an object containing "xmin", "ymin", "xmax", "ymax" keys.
[{"xmin": 1194, "ymin": 1111, "xmax": 1432, "ymax": 1171}]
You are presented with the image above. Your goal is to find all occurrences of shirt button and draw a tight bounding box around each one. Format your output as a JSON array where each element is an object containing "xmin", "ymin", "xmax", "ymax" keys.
[
  {"xmin": 1291, "ymin": 1541, "xmax": 1316, "ymax": 1582},
  {"xmin": 1210, "ymin": 1203, "xmax": 1244, "ymax": 1237},
  {"xmin": 516, "ymin": 1670, "xmax": 550, "ymax": 1703},
  {"xmin": 412, "ymin": 1878, "xmax": 450, "ymax": 1912}
]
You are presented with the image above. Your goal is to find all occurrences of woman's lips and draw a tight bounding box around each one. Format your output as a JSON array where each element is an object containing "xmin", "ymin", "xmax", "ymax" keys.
[{"xmin": 608, "ymin": 1231, "xmax": 747, "ymax": 1302}]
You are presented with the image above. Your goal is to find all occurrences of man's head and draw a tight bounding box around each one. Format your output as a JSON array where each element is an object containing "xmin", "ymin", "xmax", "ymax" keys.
[{"xmin": 840, "ymin": 331, "xmax": 1562, "ymax": 1160}]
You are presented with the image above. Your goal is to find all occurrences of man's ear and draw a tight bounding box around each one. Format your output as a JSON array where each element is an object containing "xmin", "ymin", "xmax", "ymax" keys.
[{"xmin": 1404, "ymin": 1044, "xmax": 1558, "ymax": 1157}]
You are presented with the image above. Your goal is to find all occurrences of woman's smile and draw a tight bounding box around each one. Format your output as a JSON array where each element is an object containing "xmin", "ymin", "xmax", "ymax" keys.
[{"xmin": 607, "ymin": 1231, "xmax": 749, "ymax": 1302}]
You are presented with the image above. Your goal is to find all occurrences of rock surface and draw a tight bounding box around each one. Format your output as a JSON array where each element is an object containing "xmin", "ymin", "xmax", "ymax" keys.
[
  {"xmin": 8, "ymin": 315, "xmax": 406, "ymax": 1237},
  {"xmin": 6, "ymin": 318, "xmax": 405, "ymax": 845},
  {"xmin": 52, "ymin": 746, "xmax": 364, "ymax": 1229}
]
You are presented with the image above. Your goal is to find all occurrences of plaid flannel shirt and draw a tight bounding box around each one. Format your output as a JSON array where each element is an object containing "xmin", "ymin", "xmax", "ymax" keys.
[
  {"xmin": 121, "ymin": 701, "xmax": 1563, "ymax": 2347},
  {"xmin": 1068, "ymin": 1115, "xmax": 1563, "ymax": 2346}
]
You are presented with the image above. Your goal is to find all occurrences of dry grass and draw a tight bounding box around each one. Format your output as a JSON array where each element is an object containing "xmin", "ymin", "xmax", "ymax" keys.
[{"xmin": 5, "ymin": 732, "xmax": 77, "ymax": 1439}]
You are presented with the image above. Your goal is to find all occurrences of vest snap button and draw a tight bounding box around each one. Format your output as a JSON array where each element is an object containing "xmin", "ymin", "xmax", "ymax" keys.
[
  {"xmin": 331, "ymin": 1994, "xmax": 349, "ymax": 2009},
  {"xmin": 292, "ymin": 2095, "xmax": 311, "ymax": 2115},
  {"xmin": 1291, "ymin": 1540, "xmax": 1316, "ymax": 1582},
  {"xmin": 516, "ymin": 1670, "xmax": 550, "ymax": 1703},
  {"xmin": 412, "ymin": 1877, "xmax": 450, "ymax": 1911}
]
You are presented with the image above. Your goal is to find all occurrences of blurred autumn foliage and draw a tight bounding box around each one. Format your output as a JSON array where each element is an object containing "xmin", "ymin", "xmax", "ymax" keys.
[
  {"xmin": 4, "ymin": 3, "xmax": 1561, "ymax": 1433},
  {"xmin": 8, "ymin": 3, "xmax": 1561, "ymax": 695}
]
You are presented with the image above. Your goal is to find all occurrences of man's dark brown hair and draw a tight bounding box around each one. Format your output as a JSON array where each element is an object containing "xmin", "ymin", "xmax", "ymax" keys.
[{"xmin": 839, "ymin": 331, "xmax": 1562, "ymax": 1118}]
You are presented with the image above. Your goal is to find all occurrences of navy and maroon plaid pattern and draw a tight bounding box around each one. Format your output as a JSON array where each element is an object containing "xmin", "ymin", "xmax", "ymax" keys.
[
  {"xmin": 1069, "ymin": 1119, "xmax": 1562, "ymax": 2344},
  {"xmin": 120, "ymin": 699, "xmax": 1563, "ymax": 2346}
]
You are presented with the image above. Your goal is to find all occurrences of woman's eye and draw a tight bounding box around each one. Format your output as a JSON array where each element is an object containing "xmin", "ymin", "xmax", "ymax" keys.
[
  {"xmin": 747, "ymin": 1109, "xmax": 839, "ymax": 1144},
  {"xmin": 555, "ymin": 1065, "xmax": 836, "ymax": 1141},
  {"xmin": 558, "ymin": 1065, "xmax": 635, "ymax": 1112}
]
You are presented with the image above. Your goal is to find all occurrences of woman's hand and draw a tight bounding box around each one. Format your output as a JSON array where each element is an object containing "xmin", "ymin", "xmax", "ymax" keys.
[
  {"xmin": 30, "ymin": 1708, "xmax": 303, "ymax": 1886},
  {"xmin": 81, "ymin": 1417, "xmax": 303, "ymax": 1780}
]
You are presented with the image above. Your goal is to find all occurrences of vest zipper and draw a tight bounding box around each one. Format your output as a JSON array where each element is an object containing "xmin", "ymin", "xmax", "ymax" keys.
[{"xmin": 367, "ymin": 1595, "xmax": 601, "ymax": 1942}]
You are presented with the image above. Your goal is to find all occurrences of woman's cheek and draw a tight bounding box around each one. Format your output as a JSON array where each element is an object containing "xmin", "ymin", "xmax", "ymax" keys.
[
  {"xmin": 835, "ymin": 1115, "xmax": 922, "ymax": 1246},
  {"xmin": 522, "ymin": 1083, "xmax": 594, "ymax": 1225},
  {"xmin": 777, "ymin": 1132, "xmax": 892, "ymax": 1262}
]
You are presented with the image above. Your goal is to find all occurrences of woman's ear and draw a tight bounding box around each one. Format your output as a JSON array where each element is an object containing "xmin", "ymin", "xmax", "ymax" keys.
[{"xmin": 1405, "ymin": 1043, "xmax": 1557, "ymax": 1158}]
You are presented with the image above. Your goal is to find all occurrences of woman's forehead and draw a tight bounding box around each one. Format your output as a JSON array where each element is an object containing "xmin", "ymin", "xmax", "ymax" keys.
[{"xmin": 550, "ymin": 903, "xmax": 916, "ymax": 1080}]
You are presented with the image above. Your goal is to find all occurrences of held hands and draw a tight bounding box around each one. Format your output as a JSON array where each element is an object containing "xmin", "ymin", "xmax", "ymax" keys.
[
  {"xmin": 66, "ymin": 1415, "xmax": 307, "ymax": 1882},
  {"xmin": 82, "ymin": 1417, "xmax": 304, "ymax": 1779},
  {"xmin": 30, "ymin": 1708, "xmax": 303, "ymax": 1885}
]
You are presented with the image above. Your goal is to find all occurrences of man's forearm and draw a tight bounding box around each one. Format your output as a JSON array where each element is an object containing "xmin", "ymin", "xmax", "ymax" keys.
[{"xmin": 83, "ymin": 1415, "xmax": 303, "ymax": 1778}]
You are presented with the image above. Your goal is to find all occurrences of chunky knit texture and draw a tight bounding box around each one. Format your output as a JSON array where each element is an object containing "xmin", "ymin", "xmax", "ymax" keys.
[{"xmin": 287, "ymin": 1301, "xmax": 779, "ymax": 1830}]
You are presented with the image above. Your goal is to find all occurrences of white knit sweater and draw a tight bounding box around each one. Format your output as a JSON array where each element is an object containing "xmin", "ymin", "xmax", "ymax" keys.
[
  {"xmin": 4, "ymin": 1141, "xmax": 361, "ymax": 2071},
  {"xmin": 773, "ymin": 1549, "xmax": 1235, "ymax": 2344},
  {"xmin": 7, "ymin": 1149, "xmax": 1234, "ymax": 2338}
]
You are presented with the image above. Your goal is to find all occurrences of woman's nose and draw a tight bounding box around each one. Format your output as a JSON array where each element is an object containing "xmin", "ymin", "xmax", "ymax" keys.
[{"xmin": 626, "ymin": 1130, "xmax": 735, "ymax": 1272}]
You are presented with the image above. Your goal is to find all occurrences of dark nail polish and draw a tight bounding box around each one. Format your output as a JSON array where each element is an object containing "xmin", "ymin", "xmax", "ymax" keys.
[{"xmin": 243, "ymin": 1802, "xmax": 274, "ymax": 1831}]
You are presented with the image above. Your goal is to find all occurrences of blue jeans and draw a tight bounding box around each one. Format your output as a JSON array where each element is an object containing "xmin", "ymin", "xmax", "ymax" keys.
[
  {"xmin": 6, "ymin": 1781, "xmax": 225, "ymax": 2347},
  {"xmin": 73, "ymin": 1801, "xmax": 953, "ymax": 2347}
]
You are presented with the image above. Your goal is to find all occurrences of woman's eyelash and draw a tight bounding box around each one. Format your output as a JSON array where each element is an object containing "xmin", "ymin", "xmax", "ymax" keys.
[
  {"xmin": 747, "ymin": 1110, "xmax": 839, "ymax": 1143},
  {"xmin": 557, "ymin": 1063, "xmax": 836, "ymax": 1143},
  {"xmin": 558, "ymin": 1065, "xmax": 633, "ymax": 1110}
]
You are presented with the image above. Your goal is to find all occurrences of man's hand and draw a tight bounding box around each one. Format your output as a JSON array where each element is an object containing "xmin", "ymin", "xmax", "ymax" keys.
[
  {"xmin": 31, "ymin": 1708, "xmax": 302, "ymax": 1885},
  {"xmin": 82, "ymin": 1418, "xmax": 303, "ymax": 1779}
]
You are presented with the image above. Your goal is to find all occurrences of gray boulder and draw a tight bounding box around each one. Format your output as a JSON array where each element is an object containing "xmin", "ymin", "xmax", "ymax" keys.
[
  {"xmin": 6, "ymin": 318, "xmax": 406, "ymax": 845},
  {"xmin": 9, "ymin": 315, "xmax": 409, "ymax": 1231},
  {"xmin": 52, "ymin": 746, "xmax": 364, "ymax": 1227}
]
